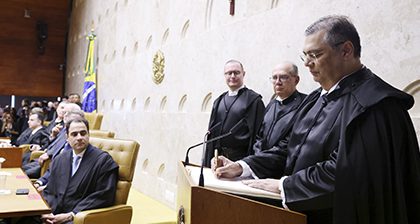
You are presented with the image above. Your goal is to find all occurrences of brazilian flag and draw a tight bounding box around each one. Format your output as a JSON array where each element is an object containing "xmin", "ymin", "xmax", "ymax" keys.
[{"xmin": 82, "ymin": 32, "xmax": 97, "ymax": 112}]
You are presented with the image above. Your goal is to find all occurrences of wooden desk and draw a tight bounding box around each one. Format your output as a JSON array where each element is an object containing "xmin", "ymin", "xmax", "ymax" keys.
[
  {"xmin": 0, "ymin": 147, "xmax": 22, "ymax": 168},
  {"xmin": 0, "ymin": 168, "xmax": 51, "ymax": 218}
]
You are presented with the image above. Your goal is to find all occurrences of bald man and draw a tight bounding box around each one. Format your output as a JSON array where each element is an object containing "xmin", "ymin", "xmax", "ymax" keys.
[{"xmin": 250, "ymin": 62, "xmax": 306, "ymax": 161}]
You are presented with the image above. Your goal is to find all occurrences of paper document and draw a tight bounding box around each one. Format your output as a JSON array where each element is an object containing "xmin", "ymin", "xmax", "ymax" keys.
[{"xmin": 186, "ymin": 165, "xmax": 281, "ymax": 200}]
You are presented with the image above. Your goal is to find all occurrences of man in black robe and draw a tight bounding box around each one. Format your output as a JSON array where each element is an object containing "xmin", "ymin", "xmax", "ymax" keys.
[
  {"xmin": 213, "ymin": 15, "xmax": 420, "ymax": 224},
  {"xmin": 18, "ymin": 112, "xmax": 50, "ymax": 166},
  {"xmin": 41, "ymin": 118, "xmax": 118, "ymax": 223},
  {"xmin": 252, "ymin": 62, "xmax": 306, "ymax": 156},
  {"xmin": 204, "ymin": 59, "xmax": 265, "ymax": 167}
]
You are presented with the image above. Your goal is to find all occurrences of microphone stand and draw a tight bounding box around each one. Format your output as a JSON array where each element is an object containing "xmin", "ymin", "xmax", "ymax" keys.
[
  {"xmin": 199, "ymin": 131, "xmax": 209, "ymax": 187},
  {"xmin": 184, "ymin": 122, "xmax": 221, "ymax": 166},
  {"xmin": 197, "ymin": 131, "xmax": 235, "ymax": 187}
]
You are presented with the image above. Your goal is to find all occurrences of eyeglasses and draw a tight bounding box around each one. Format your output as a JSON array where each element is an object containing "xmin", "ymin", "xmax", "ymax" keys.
[
  {"xmin": 300, "ymin": 41, "xmax": 346, "ymax": 63},
  {"xmin": 224, "ymin": 70, "xmax": 242, "ymax": 76},
  {"xmin": 299, "ymin": 52, "xmax": 321, "ymax": 63},
  {"xmin": 270, "ymin": 75, "xmax": 291, "ymax": 82}
]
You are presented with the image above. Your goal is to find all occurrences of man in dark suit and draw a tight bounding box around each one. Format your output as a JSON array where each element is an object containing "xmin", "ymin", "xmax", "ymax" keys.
[
  {"xmin": 41, "ymin": 118, "xmax": 118, "ymax": 223},
  {"xmin": 213, "ymin": 15, "xmax": 420, "ymax": 224}
]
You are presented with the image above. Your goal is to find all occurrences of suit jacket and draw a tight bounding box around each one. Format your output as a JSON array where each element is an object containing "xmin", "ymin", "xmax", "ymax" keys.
[
  {"xmin": 31, "ymin": 129, "xmax": 68, "ymax": 184},
  {"xmin": 43, "ymin": 144, "xmax": 118, "ymax": 214},
  {"xmin": 17, "ymin": 126, "xmax": 50, "ymax": 148}
]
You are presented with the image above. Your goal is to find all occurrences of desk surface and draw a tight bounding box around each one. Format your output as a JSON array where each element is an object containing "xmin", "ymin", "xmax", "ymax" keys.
[{"xmin": 0, "ymin": 168, "xmax": 51, "ymax": 218}]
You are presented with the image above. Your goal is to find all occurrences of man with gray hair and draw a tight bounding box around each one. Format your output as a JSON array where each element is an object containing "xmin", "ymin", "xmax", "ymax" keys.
[
  {"xmin": 213, "ymin": 15, "xmax": 420, "ymax": 224},
  {"xmin": 249, "ymin": 62, "xmax": 306, "ymax": 158}
]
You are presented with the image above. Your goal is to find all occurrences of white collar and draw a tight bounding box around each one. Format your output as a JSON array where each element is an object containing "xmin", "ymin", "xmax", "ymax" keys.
[
  {"xmin": 275, "ymin": 94, "xmax": 291, "ymax": 103},
  {"xmin": 322, "ymin": 65, "xmax": 364, "ymax": 95},
  {"xmin": 228, "ymin": 85, "xmax": 245, "ymax": 96},
  {"xmin": 31, "ymin": 126, "xmax": 42, "ymax": 135},
  {"xmin": 73, "ymin": 147, "xmax": 87, "ymax": 158}
]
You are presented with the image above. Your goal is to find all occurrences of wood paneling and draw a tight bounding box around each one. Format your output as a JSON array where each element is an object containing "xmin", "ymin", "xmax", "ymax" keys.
[{"xmin": 0, "ymin": 0, "xmax": 70, "ymax": 97}]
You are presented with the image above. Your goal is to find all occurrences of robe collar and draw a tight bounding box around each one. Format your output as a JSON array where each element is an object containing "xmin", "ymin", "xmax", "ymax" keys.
[
  {"xmin": 276, "ymin": 90, "xmax": 300, "ymax": 105},
  {"xmin": 228, "ymin": 85, "xmax": 245, "ymax": 96}
]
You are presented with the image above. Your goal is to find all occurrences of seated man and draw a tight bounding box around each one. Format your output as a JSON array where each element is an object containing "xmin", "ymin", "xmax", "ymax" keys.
[
  {"xmin": 45, "ymin": 101, "xmax": 66, "ymax": 135},
  {"xmin": 18, "ymin": 112, "xmax": 50, "ymax": 166},
  {"xmin": 23, "ymin": 103, "xmax": 83, "ymax": 179},
  {"xmin": 41, "ymin": 118, "xmax": 118, "ymax": 223}
]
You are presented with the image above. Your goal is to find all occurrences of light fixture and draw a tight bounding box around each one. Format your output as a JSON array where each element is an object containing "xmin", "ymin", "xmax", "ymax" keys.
[{"xmin": 24, "ymin": 9, "xmax": 31, "ymax": 18}]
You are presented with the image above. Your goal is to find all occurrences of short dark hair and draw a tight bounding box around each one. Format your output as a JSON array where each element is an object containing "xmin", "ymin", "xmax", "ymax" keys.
[
  {"xmin": 305, "ymin": 15, "xmax": 361, "ymax": 57},
  {"xmin": 65, "ymin": 118, "xmax": 90, "ymax": 134},
  {"xmin": 225, "ymin": 59, "xmax": 244, "ymax": 71}
]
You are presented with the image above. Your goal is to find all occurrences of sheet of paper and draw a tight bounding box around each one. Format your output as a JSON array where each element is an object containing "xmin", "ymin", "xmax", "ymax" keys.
[{"xmin": 186, "ymin": 165, "xmax": 281, "ymax": 200}]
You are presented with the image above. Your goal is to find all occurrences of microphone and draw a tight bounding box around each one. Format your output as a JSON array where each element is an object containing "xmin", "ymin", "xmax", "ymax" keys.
[
  {"xmin": 184, "ymin": 122, "xmax": 221, "ymax": 166},
  {"xmin": 198, "ymin": 118, "xmax": 246, "ymax": 187}
]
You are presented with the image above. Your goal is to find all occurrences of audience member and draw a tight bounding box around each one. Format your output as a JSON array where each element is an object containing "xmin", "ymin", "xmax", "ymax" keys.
[
  {"xmin": 68, "ymin": 93, "xmax": 82, "ymax": 107},
  {"xmin": 40, "ymin": 118, "xmax": 118, "ymax": 223},
  {"xmin": 0, "ymin": 111, "xmax": 19, "ymax": 143},
  {"xmin": 18, "ymin": 112, "xmax": 49, "ymax": 166},
  {"xmin": 31, "ymin": 103, "xmax": 83, "ymax": 185}
]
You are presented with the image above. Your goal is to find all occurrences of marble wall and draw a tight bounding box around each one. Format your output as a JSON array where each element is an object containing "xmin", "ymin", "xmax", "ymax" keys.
[{"xmin": 65, "ymin": 0, "xmax": 420, "ymax": 208}]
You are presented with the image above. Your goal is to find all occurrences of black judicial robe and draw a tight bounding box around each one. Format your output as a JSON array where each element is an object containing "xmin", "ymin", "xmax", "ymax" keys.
[
  {"xmin": 20, "ymin": 127, "xmax": 50, "ymax": 166},
  {"xmin": 245, "ymin": 67, "xmax": 420, "ymax": 224},
  {"xmin": 253, "ymin": 91, "xmax": 306, "ymax": 154},
  {"xmin": 204, "ymin": 87, "xmax": 265, "ymax": 167},
  {"xmin": 246, "ymin": 91, "xmax": 306, "ymax": 179},
  {"xmin": 43, "ymin": 144, "xmax": 118, "ymax": 214},
  {"xmin": 16, "ymin": 126, "xmax": 50, "ymax": 148}
]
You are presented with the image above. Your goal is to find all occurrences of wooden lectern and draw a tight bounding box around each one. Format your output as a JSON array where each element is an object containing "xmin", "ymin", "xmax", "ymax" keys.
[{"xmin": 177, "ymin": 161, "xmax": 306, "ymax": 224}]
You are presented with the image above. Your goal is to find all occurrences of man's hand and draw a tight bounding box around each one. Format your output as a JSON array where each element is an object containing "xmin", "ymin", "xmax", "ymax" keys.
[
  {"xmin": 41, "ymin": 212, "xmax": 73, "ymax": 224},
  {"xmin": 50, "ymin": 124, "xmax": 63, "ymax": 139},
  {"xmin": 211, "ymin": 156, "xmax": 243, "ymax": 178},
  {"xmin": 38, "ymin": 153, "xmax": 49, "ymax": 165},
  {"xmin": 30, "ymin": 144, "xmax": 41, "ymax": 152},
  {"xmin": 242, "ymin": 179, "xmax": 281, "ymax": 194},
  {"xmin": 37, "ymin": 185, "xmax": 47, "ymax": 192},
  {"xmin": 33, "ymin": 182, "xmax": 46, "ymax": 192}
]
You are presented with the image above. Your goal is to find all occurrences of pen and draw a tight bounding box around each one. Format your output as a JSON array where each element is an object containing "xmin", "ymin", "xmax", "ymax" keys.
[{"xmin": 214, "ymin": 149, "xmax": 218, "ymax": 168}]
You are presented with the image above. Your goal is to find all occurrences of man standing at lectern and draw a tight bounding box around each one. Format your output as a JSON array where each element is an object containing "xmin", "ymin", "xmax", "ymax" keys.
[
  {"xmin": 204, "ymin": 59, "xmax": 265, "ymax": 167},
  {"xmin": 213, "ymin": 15, "xmax": 420, "ymax": 224}
]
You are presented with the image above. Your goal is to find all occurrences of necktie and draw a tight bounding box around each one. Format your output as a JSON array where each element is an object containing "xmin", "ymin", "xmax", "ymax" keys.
[{"xmin": 72, "ymin": 155, "xmax": 81, "ymax": 176}]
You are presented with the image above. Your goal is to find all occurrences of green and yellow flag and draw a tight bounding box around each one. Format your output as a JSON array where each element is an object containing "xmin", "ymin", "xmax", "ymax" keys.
[{"xmin": 82, "ymin": 31, "xmax": 97, "ymax": 112}]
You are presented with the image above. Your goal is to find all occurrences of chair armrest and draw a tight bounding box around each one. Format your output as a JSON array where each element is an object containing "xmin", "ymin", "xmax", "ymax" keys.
[
  {"xmin": 20, "ymin": 144, "xmax": 31, "ymax": 153},
  {"xmin": 74, "ymin": 205, "xmax": 132, "ymax": 224},
  {"xmin": 30, "ymin": 151, "xmax": 45, "ymax": 161}
]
